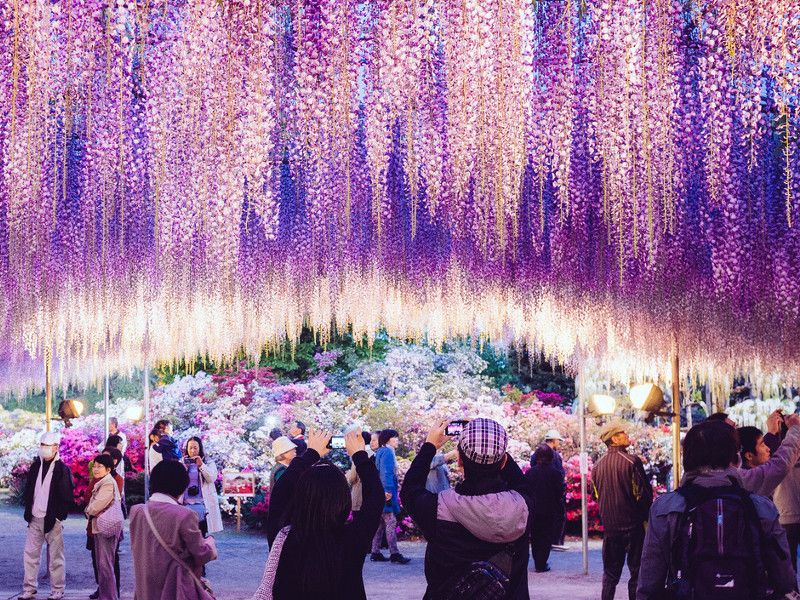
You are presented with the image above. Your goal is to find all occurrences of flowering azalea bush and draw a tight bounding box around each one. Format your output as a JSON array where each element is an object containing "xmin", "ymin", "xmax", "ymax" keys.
[{"xmin": 0, "ymin": 343, "xmax": 675, "ymax": 535}]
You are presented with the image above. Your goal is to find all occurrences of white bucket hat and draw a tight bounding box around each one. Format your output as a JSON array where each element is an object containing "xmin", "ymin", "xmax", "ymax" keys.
[
  {"xmin": 271, "ymin": 436, "xmax": 297, "ymax": 458},
  {"xmin": 40, "ymin": 431, "xmax": 62, "ymax": 446},
  {"xmin": 543, "ymin": 429, "xmax": 564, "ymax": 442}
]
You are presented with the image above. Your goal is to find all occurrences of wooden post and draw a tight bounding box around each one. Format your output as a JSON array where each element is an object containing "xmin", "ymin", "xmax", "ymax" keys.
[
  {"xmin": 671, "ymin": 333, "xmax": 682, "ymax": 488},
  {"xmin": 236, "ymin": 497, "xmax": 242, "ymax": 533},
  {"xmin": 44, "ymin": 351, "xmax": 52, "ymax": 432}
]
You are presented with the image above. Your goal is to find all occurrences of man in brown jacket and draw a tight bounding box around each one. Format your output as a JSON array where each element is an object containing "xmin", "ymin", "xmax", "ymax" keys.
[
  {"xmin": 593, "ymin": 424, "xmax": 653, "ymax": 600},
  {"xmin": 130, "ymin": 461, "xmax": 217, "ymax": 600}
]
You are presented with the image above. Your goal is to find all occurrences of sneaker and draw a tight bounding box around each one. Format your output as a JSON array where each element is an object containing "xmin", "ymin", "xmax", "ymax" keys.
[
  {"xmin": 535, "ymin": 565, "xmax": 552, "ymax": 573},
  {"xmin": 390, "ymin": 553, "xmax": 411, "ymax": 564},
  {"xmin": 17, "ymin": 595, "xmax": 35, "ymax": 600},
  {"xmin": 47, "ymin": 595, "xmax": 65, "ymax": 600},
  {"xmin": 370, "ymin": 552, "xmax": 389, "ymax": 562},
  {"xmin": 89, "ymin": 590, "xmax": 100, "ymax": 599},
  {"xmin": 551, "ymin": 544, "xmax": 569, "ymax": 552}
]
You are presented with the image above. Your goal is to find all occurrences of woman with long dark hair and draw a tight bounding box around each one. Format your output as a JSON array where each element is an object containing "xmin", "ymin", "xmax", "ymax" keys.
[{"xmin": 256, "ymin": 428, "xmax": 383, "ymax": 599}]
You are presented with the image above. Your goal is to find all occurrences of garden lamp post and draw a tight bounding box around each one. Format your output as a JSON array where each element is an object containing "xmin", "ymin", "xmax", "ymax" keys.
[
  {"xmin": 577, "ymin": 372, "xmax": 589, "ymax": 575},
  {"xmin": 143, "ymin": 366, "xmax": 151, "ymax": 501}
]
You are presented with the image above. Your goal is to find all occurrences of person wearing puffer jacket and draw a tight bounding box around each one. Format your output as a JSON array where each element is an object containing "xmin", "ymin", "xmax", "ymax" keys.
[{"xmin": 400, "ymin": 419, "xmax": 534, "ymax": 600}]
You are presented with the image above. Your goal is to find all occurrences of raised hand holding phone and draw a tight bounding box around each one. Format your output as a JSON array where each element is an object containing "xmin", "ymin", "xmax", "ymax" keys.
[
  {"xmin": 344, "ymin": 428, "xmax": 365, "ymax": 457},
  {"xmin": 306, "ymin": 428, "xmax": 332, "ymax": 458},
  {"xmin": 425, "ymin": 420, "xmax": 449, "ymax": 450}
]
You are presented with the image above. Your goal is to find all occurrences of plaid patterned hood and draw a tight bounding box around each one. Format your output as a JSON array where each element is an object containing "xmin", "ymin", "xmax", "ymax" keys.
[{"xmin": 437, "ymin": 488, "xmax": 529, "ymax": 544}]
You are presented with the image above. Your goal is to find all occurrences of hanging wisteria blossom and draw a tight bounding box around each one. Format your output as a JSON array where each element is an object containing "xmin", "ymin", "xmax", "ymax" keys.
[{"xmin": 0, "ymin": 0, "xmax": 799, "ymax": 391}]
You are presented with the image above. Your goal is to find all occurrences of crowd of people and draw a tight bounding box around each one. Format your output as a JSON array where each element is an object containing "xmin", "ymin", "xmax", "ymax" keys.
[{"xmin": 17, "ymin": 409, "xmax": 800, "ymax": 600}]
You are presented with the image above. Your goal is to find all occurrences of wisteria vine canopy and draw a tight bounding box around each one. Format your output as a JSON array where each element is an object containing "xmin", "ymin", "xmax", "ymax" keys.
[{"xmin": 0, "ymin": 0, "xmax": 798, "ymax": 389}]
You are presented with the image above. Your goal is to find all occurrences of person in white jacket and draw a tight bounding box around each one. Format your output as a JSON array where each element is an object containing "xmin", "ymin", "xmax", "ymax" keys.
[{"xmin": 182, "ymin": 436, "xmax": 223, "ymax": 536}]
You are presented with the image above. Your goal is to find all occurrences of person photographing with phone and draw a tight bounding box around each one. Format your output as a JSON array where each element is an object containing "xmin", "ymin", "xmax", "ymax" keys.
[
  {"xmin": 400, "ymin": 418, "xmax": 534, "ymax": 599},
  {"xmin": 182, "ymin": 437, "xmax": 223, "ymax": 538},
  {"xmin": 256, "ymin": 428, "xmax": 384, "ymax": 600}
]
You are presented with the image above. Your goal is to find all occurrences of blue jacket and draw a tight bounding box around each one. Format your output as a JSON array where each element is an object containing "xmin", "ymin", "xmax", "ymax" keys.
[{"xmin": 375, "ymin": 446, "xmax": 401, "ymax": 513}]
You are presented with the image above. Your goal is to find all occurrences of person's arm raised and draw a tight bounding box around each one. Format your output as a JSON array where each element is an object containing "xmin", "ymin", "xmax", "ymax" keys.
[
  {"xmin": 399, "ymin": 421, "xmax": 448, "ymax": 538},
  {"xmin": 345, "ymin": 430, "xmax": 384, "ymax": 550},
  {"xmin": 266, "ymin": 429, "xmax": 331, "ymax": 545}
]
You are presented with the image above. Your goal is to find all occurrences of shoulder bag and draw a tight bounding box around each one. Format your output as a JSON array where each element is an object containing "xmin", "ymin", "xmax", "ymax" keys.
[{"xmin": 95, "ymin": 482, "xmax": 124, "ymax": 539}]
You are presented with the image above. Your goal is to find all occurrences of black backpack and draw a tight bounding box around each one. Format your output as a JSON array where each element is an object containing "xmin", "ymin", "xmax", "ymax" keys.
[
  {"xmin": 435, "ymin": 545, "xmax": 514, "ymax": 600},
  {"xmin": 663, "ymin": 483, "xmax": 767, "ymax": 600}
]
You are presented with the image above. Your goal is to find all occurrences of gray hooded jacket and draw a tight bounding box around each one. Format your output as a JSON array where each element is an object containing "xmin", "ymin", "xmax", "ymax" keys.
[{"xmin": 636, "ymin": 468, "xmax": 796, "ymax": 600}]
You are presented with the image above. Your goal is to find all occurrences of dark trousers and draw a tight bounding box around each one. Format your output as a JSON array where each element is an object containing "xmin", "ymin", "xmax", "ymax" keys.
[
  {"xmin": 601, "ymin": 525, "xmax": 645, "ymax": 600},
  {"xmin": 530, "ymin": 515, "xmax": 558, "ymax": 570},
  {"xmin": 90, "ymin": 536, "xmax": 120, "ymax": 595},
  {"xmin": 553, "ymin": 513, "xmax": 566, "ymax": 545},
  {"xmin": 785, "ymin": 523, "xmax": 800, "ymax": 572}
]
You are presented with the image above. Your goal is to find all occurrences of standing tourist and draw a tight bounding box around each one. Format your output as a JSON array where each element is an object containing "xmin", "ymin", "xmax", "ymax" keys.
[
  {"xmin": 130, "ymin": 461, "xmax": 218, "ymax": 600},
  {"xmin": 255, "ymin": 429, "xmax": 383, "ymax": 599},
  {"xmin": 147, "ymin": 419, "xmax": 173, "ymax": 473},
  {"xmin": 20, "ymin": 431, "xmax": 74, "ymax": 600},
  {"xmin": 772, "ymin": 415, "xmax": 800, "ymax": 572},
  {"xmin": 401, "ymin": 419, "xmax": 534, "ymax": 599},
  {"xmin": 86, "ymin": 447, "xmax": 124, "ymax": 599},
  {"xmin": 183, "ymin": 436, "xmax": 223, "ymax": 537},
  {"xmin": 731, "ymin": 412, "xmax": 800, "ymax": 496},
  {"xmin": 370, "ymin": 429, "xmax": 411, "ymax": 564},
  {"xmin": 525, "ymin": 443, "xmax": 566, "ymax": 573},
  {"xmin": 288, "ymin": 421, "xmax": 307, "ymax": 455},
  {"xmin": 536, "ymin": 429, "xmax": 567, "ymax": 550},
  {"xmin": 85, "ymin": 455, "xmax": 124, "ymax": 600},
  {"xmin": 637, "ymin": 420, "xmax": 796, "ymax": 599},
  {"xmin": 107, "ymin": 420, "xmax": 130, "ymax": 478},
  {"xmin": 269, "ymin": 436, "xmax": 298, "ymax": 489},
  {"xmin": 593, "ymin": 424, "xmax": 653, "ymax": 600},
  {"xmin": 347, "ymin": 431, "xmax": 375, "ymax": 518},
  {"xmin": 425, "ymin": 450, "xmax": 457, "ymax": 494}
]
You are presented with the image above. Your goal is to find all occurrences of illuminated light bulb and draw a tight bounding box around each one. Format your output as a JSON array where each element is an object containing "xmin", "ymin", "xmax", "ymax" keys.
[
  {"xmin": 591, "ymin": 394, "xmax": 617, "ymax": 416},
  {"xmin": 630, "ymin": 383, "xmax": 664, "ymax": 413},
  {"xmin": 125, "ymin": 405, "xmax": 144, "ymax": 422}
]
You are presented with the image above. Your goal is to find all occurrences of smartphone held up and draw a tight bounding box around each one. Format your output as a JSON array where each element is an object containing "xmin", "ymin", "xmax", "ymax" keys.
[{"xmin": 445, "ymin": 420, "xmax": 469, "ymax": 437}]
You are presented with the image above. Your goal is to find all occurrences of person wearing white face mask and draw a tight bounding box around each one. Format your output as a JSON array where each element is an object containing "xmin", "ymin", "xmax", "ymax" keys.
[{"xmin": 19, "ymin": 432, "xmax": 74, "ymax": 600}]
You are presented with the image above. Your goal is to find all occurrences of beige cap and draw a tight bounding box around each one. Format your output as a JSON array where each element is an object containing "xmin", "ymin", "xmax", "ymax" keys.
[
  {"xmin": 271, "ymin": 436, "xmax": 297, "ymax": 458},
  {"xmin": 599, "ymin": 424, "xmax": 626, "ymax": 444}
]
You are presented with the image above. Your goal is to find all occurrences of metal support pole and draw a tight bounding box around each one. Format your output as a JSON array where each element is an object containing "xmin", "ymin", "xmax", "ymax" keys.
[
  {"xmin": 671, "ymin": 334, "xmax": 682, "ymax": 489},
  {"xmin": 104, "ymin": 371, "xmax": 110, "ymax": 440},
  {"xmin": 44, "ymin": 351, "xmax": 52, "ymax": 432},
  {"xmin": 578, "ymin": 371, "xmax": 589, "ymax": 575},
  {"xmin": 144, "ymin": 366, "xmax": 151, "ymax": 501}
]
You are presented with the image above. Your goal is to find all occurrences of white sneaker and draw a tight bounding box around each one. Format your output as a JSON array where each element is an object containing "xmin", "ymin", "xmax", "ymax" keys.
[{"xmin": 551, "ymin": 544, "xmax": 569, "ymax": 552}]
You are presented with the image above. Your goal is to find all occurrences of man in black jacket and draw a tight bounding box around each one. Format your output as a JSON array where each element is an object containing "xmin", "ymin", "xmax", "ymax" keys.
[
  {"xmin": 401, "ymin": 418, "xmax": 533, "ymax": 599},
  {"xmin": 592, "ymin": 423, "xmax": 653, "ymax": 600},
  {"xmin": 20, "ymin": 431, "xmax": 74, "ymax": 600}
]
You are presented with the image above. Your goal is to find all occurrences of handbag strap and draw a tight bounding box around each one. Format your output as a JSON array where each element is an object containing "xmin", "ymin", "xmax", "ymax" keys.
[
  {"xmin": 143, "ymin": 505, "xmax": 208, "ymax": 593},
  {"xmin": 251, "ymin": 527, "xmax": 291, "ymax": 600}
]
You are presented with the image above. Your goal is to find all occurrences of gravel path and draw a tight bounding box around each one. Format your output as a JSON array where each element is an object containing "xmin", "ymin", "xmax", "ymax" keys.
[{"xmin": 0, "ymin": 504, "xmax": 621, "ymax": 599}]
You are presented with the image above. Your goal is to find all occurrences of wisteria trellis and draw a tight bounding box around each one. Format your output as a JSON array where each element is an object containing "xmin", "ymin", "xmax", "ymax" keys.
[{"xmin": 0, "ymin": 0, "xmax": 799, "ymax": 390}]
